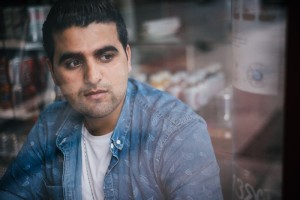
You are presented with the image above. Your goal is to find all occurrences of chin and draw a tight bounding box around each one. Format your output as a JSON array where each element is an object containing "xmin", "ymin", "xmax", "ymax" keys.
[{"xmin": 80, "ymin": 106, "xmax": 115, "ymax": 119}]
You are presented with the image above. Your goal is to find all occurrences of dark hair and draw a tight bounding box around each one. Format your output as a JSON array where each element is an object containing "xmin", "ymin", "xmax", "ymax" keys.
[{"xmin": 42, "ymin": 0, "xmax": 128, "ymax": 62}]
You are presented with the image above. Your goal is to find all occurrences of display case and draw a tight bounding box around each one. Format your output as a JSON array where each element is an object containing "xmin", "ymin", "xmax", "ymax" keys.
[{"xmin": 0, "ymin": 2, "xmax": 55, "ymax": 176}]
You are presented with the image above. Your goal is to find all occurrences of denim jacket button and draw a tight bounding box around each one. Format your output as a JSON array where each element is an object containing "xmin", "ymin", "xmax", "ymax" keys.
[{"xmin": 116, "ymin": 139, "xmax": 121, "ymax": 145}]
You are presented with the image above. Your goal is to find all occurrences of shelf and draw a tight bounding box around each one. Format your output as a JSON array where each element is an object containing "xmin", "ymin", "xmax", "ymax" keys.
[
  {"xmin": 1, "ymin": 39, "xmax": 43, "ymax": 51},
  {"xmin": 0, "ymin": 107, "xmax": 39, "ymax": 120},
  {"xmin": 0, "ymin": 93, "xmax": 45, "ymax": 120}
]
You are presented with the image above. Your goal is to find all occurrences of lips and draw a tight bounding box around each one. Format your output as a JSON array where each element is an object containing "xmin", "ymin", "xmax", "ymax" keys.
[{"xmin": 84, "ymin": 89, "xmax": 108, "ymax": 99}]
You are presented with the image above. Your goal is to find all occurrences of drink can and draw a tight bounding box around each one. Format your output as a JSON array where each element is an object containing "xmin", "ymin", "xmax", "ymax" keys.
[
  {"xmin": 0, "ymin": 56, "xmax": 13, "ymax": 109},
  {"xmin": 27, "ymin": 6, "xmax": 39, "ymax": 42},
  {"xmin": 3, "ymin": 7, "xmax": 13, "ymax": 39}
]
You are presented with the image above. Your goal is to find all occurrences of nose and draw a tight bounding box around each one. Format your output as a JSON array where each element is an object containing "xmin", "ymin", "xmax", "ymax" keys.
[{"xmin": 84, "ymin": 61, "xmax": 102, "ymax": 85}]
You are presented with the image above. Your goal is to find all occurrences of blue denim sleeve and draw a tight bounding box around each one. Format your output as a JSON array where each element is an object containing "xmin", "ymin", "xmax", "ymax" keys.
[
  {"xmin": 158, "ymin": 118, "xmax": 224, "ymax": 200},
  {"xmin": 0, "ymin": 116, "xmax": 47, "ymax": 199}
]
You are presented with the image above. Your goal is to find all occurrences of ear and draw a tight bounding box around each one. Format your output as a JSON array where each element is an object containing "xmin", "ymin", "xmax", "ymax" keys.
[
  {"xmin": 126, "ymin": 44, "xmax": 132, "ymax": 72},
  {"xmin": 46, "ymin": 58, "xmax": 58, "ymax": 85}
]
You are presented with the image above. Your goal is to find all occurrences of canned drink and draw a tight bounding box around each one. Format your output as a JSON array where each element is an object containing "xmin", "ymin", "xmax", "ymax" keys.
[
  {"xmin": 9, "ymin": 56, "xmax": 37, "ymax": 103},
  {"xmin": 27, "ymin": 5, "xmax": 51, "ymax": 42},
  {"xmin": 9, "ymin": 54, "xmax": 42, "ymax": 118},
  {"xmin": 19, "ymin": 57, "xmax": 38, "ymax": 100},
  {"xmin": 3, "ymin": 7, "xmax": 13, "ymax": 39},
  {"xmin": 0, "ymin": 56, "xmax": 13, "ymax": 109},
  {"xmin": 27, "ymin": 6, "xmax": 39, "ymax": 42},
  {"xmin": 9, "ymin": 57, "xmax": 23, "ymax": 107},
  {"xmin": 12, "ymin": 7, "xmax": 27, "ymax": 40},
  {"xmin": 39, "ymin": 5, "xmax": 51, "ymax": 40}
]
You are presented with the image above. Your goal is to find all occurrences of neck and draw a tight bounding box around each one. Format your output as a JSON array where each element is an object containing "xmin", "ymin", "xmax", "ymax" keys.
[
  {"xmin": 84, "ymin": 116, "xmax": 115, "ymax": 136},
  {"xmin": 84, "ymin": 98, "xmax": 124, "ymax": 136}
]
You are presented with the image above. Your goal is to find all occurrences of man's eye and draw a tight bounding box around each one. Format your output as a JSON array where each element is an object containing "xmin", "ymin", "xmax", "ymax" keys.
[
  {"xmin": 100, "ymin": 53, "xmax": 114, "ymax": 62},
  {"xmin": 65, "ymin": 59, "xmax": 82, "ymax": 69}
]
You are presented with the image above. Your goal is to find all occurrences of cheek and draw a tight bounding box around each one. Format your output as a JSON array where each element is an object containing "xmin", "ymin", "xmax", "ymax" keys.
[
  {"xmin": 106, "ymin": 64, "xmax": 129, "ymax": 82},
  {"xmin": 54, "ymin": 70, "xmax": 81, "ymax": 85},
  {"xmin": 56, "ymin": 77, "xmax": 72, "ymax": 89},
  {"xmin": 113, "ymin": 71, "xmax": 129, "ymax": 87},
  {"xmin": 55, "ymin": 75, "xmax": 81, "ymax": 95}
]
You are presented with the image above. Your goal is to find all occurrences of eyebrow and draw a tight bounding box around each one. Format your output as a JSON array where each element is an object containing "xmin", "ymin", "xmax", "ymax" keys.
[
  {"xmin": 93, "ymin": 45, "xmax": 119, "ymax": 57},
  {"xmin": 57, "ymin": 45, "xmax": 119, "ymax": 65}
]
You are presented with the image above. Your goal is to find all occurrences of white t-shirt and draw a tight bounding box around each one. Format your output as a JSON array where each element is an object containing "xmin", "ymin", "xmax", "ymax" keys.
[{"xmin": 81, "ymin": 126, "xmax": 113, "ymax": 200}]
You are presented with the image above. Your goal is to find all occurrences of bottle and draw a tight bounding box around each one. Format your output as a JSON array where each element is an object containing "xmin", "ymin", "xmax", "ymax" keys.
[{"xmin": 231, "ymin": 0, "xmax": 285, "ymax": 199}]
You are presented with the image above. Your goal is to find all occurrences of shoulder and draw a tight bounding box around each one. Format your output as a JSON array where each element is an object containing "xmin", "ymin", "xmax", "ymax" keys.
[
  {"xmin": 40, "ymin": 100, "xmax": 73, "ymax": 119},
  {"xmin": 37, "ymin": 100, "xmax": 81, "ymax": 132},
  {"xmin": 42, "ymin": 100, "xmax": 70, "ymax": 114},
  {"xmin": 128, "ymin": 79, "xmax": 206, "ymax": 130}
]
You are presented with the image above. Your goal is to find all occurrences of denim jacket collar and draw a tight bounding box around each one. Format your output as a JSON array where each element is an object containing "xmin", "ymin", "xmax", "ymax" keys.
[
  {"xmin": 110, "ymin": 80, "xmax": 136, "ymax": 158},
  {"xmin": 56, "ymin": 105, "xmax": 83, "ymax": 150}
]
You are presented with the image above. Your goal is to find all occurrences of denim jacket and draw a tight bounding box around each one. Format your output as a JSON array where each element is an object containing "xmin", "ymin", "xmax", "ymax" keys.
[{"xmin": 0, "ymin": 79, "xmax": 223, "ymax": 200}]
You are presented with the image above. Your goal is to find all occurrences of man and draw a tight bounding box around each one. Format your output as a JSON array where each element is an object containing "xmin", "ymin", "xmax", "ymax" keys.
[{"xmin": 0, "ymin": 0, "xmax": 223, "ymax": 199}]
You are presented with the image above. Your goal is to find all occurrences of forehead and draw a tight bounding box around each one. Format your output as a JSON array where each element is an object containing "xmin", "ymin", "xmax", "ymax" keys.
[{"xmin": 52, "ymin": 22, "xmax": 121, "ymax": 53}]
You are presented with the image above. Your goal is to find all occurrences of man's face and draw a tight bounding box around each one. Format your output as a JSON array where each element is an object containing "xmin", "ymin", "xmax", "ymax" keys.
[{"xmin": 49, "ymin": 22, "xmax": 132, "ymax": 119}]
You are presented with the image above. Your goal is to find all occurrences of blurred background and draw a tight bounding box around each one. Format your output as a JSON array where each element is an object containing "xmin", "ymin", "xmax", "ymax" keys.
[{"xmin": 0, "ymin": 0, "xmax": 296, "ymax": 199}]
